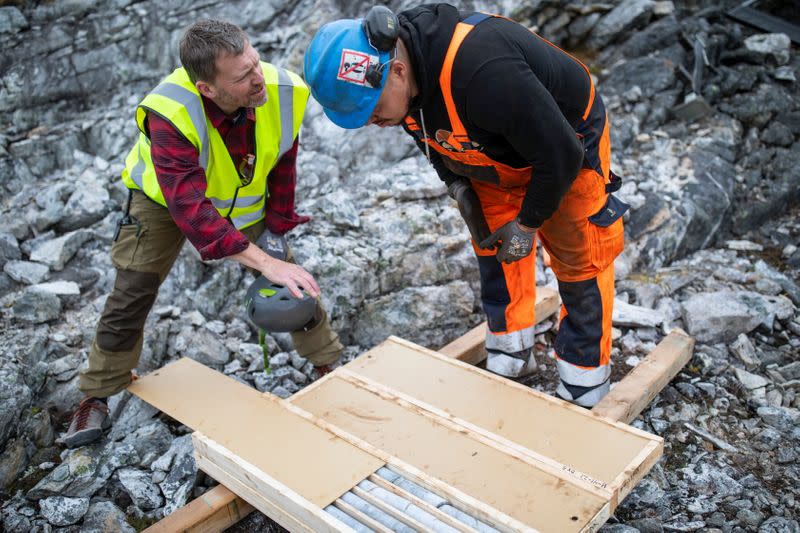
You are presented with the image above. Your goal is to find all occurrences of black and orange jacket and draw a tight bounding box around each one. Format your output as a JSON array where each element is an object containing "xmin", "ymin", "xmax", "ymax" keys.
[{"xmin": 398, "ymin": 4, "xmax": 595, "ymax": 228}]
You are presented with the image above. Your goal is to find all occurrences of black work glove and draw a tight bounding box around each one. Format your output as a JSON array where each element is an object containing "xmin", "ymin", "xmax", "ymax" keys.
[
  {"xmin": 479, "ymin": 219, "xmax": 536, "ymax": 264},
  {"xmin": 447, "ymin": 179, "xmax": 492, "ymax": 245}
]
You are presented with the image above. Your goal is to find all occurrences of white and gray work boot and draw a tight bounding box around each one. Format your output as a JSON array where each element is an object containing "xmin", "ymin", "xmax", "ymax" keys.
[
  {"xmin": 556, "ymin": 380, "xmax": 610, "ymax": 408},
  {"xmin": 485, "ymin": 348, "xmax": 537, "ymax": 378},
  {"xmin": 58, "ymin": 397, "xmax": 111, "ymax": 448}
]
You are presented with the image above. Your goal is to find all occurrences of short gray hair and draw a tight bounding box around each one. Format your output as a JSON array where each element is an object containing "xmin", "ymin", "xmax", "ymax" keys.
[{"xmin": 179, "ymin": 19, "xmax": 247, "ymax": 83}]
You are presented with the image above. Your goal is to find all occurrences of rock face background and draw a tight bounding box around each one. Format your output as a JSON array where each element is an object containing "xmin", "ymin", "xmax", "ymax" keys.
[{"xmin": 1, "ymin": 0, "xmax": 799, "ymax": 531}]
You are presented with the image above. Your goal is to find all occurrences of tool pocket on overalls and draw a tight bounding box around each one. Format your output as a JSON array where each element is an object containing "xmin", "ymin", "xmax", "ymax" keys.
[
  {"xmin": 587, "ymin": 193, "xmax": 629, "ymax": 271},
  {"xmin": 110, "ymin": 215, "xmax": 143, "ymax": 271}
]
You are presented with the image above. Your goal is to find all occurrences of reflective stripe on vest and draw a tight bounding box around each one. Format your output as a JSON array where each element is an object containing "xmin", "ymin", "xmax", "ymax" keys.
[
  {"xmin": 405, "ymin": 13, "xmax": 595, "ymax": 189},
  {"xmin": 121, "ymin": 62, "xmax": 309, "ymax": 231}
]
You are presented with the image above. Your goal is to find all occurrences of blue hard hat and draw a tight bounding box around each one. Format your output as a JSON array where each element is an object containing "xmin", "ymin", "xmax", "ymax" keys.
[{"xmin": 304, "ymin": 18, "xmax": 390, "ymax": 129}]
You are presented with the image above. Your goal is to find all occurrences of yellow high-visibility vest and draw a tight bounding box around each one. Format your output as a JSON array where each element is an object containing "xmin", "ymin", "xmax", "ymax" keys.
[{"xmin": 121, "ymin": 62, "xmax": 309, "ymax": 230}]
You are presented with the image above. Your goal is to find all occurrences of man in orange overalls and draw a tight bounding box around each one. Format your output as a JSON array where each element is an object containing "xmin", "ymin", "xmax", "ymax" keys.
[{"xmin": 304, "ymin": 4, "xmax": 629, "ymax": 407}]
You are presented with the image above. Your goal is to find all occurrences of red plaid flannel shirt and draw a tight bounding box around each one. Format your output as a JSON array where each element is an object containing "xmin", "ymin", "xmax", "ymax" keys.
[{"xmin": 148, "ymin": 95, "xmax": 309, "ymax": 260}]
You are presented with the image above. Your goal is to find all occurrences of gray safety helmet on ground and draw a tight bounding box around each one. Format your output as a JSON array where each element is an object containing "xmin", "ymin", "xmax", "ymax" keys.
[{"xmin": 245, "ymin": 275, "xmax": 316, "ymax": 332}]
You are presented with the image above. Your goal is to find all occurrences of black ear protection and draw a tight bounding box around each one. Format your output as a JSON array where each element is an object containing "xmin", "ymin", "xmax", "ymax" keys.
[{"xmin": 362, "ymin": 5, "xmax": 399, "ymax": 88}]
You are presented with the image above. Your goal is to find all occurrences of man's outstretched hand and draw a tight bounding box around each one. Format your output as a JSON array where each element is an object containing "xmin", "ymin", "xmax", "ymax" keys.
[{"xmin": 231, "ymin": 243, "xmax": 320, "ymax": 298}]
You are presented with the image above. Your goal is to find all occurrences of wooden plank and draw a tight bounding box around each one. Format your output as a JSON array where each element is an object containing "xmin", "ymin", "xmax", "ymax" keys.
[
  {"xmin": 366, "ymin": 474, "xmax": 478, "ymax": 533},
  {"xmin": 280, "ymin": 398, "xmax": 536, "ymax": 533},
  {"xmin": 347, "ymin": 337, "xmax": 660, "ymax": 490},
  {"xmin": 591, "ymin": 329, "xmax": 694, "ymax": 424},
  {"xmin": 339, "ymin": 368, "xmax": 613, "ymax": 500},
  {"xmin": 292, "ymin": 375, "xmax": 609, "ymax": 532},
  {"xmin": 127, "ymin": 357, "xmax": 383, "ymax": 508},
  {"xmin": 192, "ymin": 433, "xmax": 353, "ymax": 533},
  {"xmin": 607, "ymin": 440, "xmax": 664, "ymax": 508},
  {"xmin": 142, "ymin": 484, "xmax": 253, "ymax": 533},
  {"xmin": 439, "ymin": 287, "xmax": 560, "ymax": 364}
]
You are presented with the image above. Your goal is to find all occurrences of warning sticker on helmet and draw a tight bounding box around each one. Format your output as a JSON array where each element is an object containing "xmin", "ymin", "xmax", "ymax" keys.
[{"xmin": 337, "ymin": 49, "xmax": 377, "ymax": 85}]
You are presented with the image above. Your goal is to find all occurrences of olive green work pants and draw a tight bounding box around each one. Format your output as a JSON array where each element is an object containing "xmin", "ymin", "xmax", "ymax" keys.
[{"xmin": 78, "ymin": 190, "xmax": 343, "ymax": 398}]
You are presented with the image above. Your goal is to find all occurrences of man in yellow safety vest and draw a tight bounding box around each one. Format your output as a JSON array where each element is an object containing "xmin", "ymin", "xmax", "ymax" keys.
[{"xmin": 60, "ymin": 19, "xmax": 343, "ymax": 448}]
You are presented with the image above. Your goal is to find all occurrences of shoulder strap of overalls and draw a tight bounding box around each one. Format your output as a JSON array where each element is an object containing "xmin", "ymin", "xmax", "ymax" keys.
[{"xmin": 439, "ymin": 13, "xmax": 492, "ymax": 148}]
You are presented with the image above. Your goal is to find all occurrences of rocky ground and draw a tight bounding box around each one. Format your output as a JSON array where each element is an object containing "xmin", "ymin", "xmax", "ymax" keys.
[{"xmin": 0, "ymin": 0, "xmax": 798, "ymax": 531}]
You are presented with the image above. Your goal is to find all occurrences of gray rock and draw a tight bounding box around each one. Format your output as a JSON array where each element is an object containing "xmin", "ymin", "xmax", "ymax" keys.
[
  {"xmin": 28, "ymin": 229, "xmax": 92, "ymax": 271},
  {"xmin": 253, "ymin": 371, "xmax": 279, "ymax": 392},
  {"xmin": 621, "ymin": 478, "xmax": 666, "ymax": 510},
  {"xmin": 774, "ymin": 66, "xmax": 796, "ymax": 82},
  {"xmin": 687, "ymin": 497, "xmax": 718, "ymax": 514},
  {"xmin": 108, "ymin": 393, "xmax": 159, "ymax": 441},
  {"xmin": 12, "ymin": 289, "xmax": 61, "ymax": 323},
  {"xmin": 48, "ymin": 353, "xmax": 82, "ymax": 382},
  {"xmin": 744, "ymin": 33, "xmax": 791, "ymax": 66},
  {"xmin": 1, "ymin": 510, "xmax": 32, "ymax": 533},
  {"xmin": 121, "ymin": 420, "xmax": 173, "ymax": 469},
  {"xmin": 289, "ymin": 350, "xmax": 307, "ymax": 370},
  {"xmin": 0, "ymin": 362, "xmax": 35, "ymax": 449},
  {"xmin": 20, "ymin": 408, "xmax": 55, "ymax": 448},
  {"xmin": 271, "ymin": 385, "xmax": 292, "ymax": 399},
  {"xmin": 157, "ymin": 435, "xmax": 197, "ymax": 516},
  {"xmin": 626, "ymin": 517, "xmax": 664, "ymax": 533},
  {"xmin": 61, "ymin": 170, "xmax": 111, "ymax": 231},
  {"xmin": 0, "ymin": 232, "xmax": 22, "ymax": 266},
  {"xmin": 596, "ymin": 522, "xmax": 635, "ymax": 533},
  {"xmin": 682, "ymin": 290, "xmax": 793, "ymax": 343},
  {"xmin": 38, "ymin": 496, "xmax": 90, "ymax": 526},
  {"xmin": 680, "ymin": 463, "xmax": 743, "ymax": 499},
  {"xmin": 29, "ymin": 280, "xmax": 80, "ymax": 296},
  {"xmin": 184, "ymin": 328, "xmax": 231, "ymax": 366},
  {"xmin": 754, "ymin": 259, "xmax": 800, "ymax": 305},
  {"xmin": 757, "ymin": 406, "xmax": 800, "ymax": 433},
  {"xmin": 734, "ymin": 368, "xmax": 769, "ymax": 390},
  {"xmin": 753, "ymin": 427, "xmax": 782, "ymax": 451},
  {"xmin": 590, "ymin": 0, "xmax": 655, "ymax": 48},
  {"xmin": 613, "ymin": 299, "xmax": 664, "ymax": 328},
  {"xmin": 3, "ymin": 260, "xmax": 49, "ymax": 284},
  {"xmin": 758, "ymin": 517, "xmax": 800, "ymax": 532},
  {"xmin": 314, "ymin": 189, "xmax": 361, "ymax": 228},
  {"xmin": 0, "ymin": 437, "xmax": 28, "ymax": 489},
  {"xmin": 117, "ymin": 467, "xmax": 164, "ymax": 510},
  {"xmin": 189, "ymin": 261, "xmax": 243, "ymax": 317},
  {"xmin": 268, "ymin": 351, "xmax": 289, "ymax": 367},
  {"xmin": 730, "ymin": 334, "xmax": 758, "ymax": 368},
  {"xmin": 780, "ymin": 361, "xmax": 800, "ymax": 380},
  {"xmin": 353, "ymin": 282, "xmax": 475, "ymax": 349},
  {"xmin": 761, "ymin": 121, "xmax": 794, "ymax": 147},
  {"xmin": 81, "ymin": 501, "xmax": 136, "ymax": 533},
  {"xmin": 0, "ymin": 7, "xmax": 28, "ymax": 35},
  {"xmin": 27, "ymin": 442, "xmax": 139, "ymax": 500}
]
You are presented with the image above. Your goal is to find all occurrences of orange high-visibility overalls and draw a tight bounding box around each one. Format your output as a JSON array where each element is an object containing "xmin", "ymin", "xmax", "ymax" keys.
[{"xmin": 405, "ymin": 13, "xmax": 629, "ymax": 407}]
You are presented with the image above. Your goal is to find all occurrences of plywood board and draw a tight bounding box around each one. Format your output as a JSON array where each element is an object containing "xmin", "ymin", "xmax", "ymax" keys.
[
  {"xmin": 193, "ymin": 434, "xmax": 355, "ymax": 533},
  {"xmin": 128, "ymin": 357, "xmax": 383, "ymax": 507},
  {"xmin": 292, "ymin": 374, "xmax": 610, "ymax": 532},
  {"xmin": 340, "ymin": 337, "xmax": 662, "ymax": 492}
]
